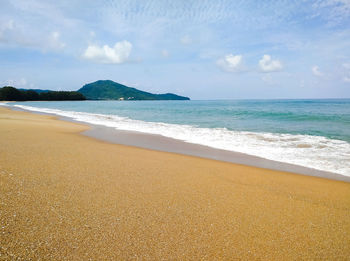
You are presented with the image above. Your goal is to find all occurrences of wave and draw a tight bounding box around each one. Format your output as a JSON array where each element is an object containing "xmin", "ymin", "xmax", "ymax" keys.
[{"xmin": 11, "ymin": 104, "xmax": 350, "ymax": 176}]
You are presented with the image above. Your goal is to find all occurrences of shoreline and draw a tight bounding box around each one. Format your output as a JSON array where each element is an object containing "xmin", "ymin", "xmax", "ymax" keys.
[
  {"xmin": 7, "ymin": 103, "xmax": 350, "ymax": 182},
  {"xmin": 83, "ymin": 125, "xmax": 350, "ymax": 182}
]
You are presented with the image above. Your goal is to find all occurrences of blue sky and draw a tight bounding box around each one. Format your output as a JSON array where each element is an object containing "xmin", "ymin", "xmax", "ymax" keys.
[{"xmin": 0, "ymin": 0, "xmax": 350, "ymax": 99}]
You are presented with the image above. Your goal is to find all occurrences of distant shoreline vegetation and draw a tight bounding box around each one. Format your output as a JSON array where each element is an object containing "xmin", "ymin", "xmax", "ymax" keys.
[
  {"xmin": 0, "ymin": 80, "xmax": 190, "ymax": 101},
  {"xmin": 0, "ymin": 86, "xmax": 86, "ymax": 101}
]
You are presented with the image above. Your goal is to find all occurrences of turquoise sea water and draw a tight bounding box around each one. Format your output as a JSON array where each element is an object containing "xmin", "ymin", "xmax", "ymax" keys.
[{"xmin": 5, "ymin": 99, "xmax": 350, "ymax": 176}]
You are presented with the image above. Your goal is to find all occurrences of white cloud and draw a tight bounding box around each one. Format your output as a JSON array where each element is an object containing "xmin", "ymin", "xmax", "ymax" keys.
[
  {"xmin": 0, "ymin": 19, "xmax": 16, "ymax": 42},
  {"xmin": 217, "ymin": 54, "xmax": 243, "ymax": 72},
  {"xmin": 312, "ymin": 0, "xmax": 350, "ymax": 26},
  {"xmin": 161, "ymin": 49, "xmax": 169, "ymax": 57},
  {"xmin": 48, "ymin": 31, "xmax": 65, "ymax": 50},
  {"xmin": 180, "ymin": 35, "xmax": 192, "ymax": 45},
  {"xmin": 0, "ymin": 19, "xmax": 66, "ymax": 51},
  {"xmin": 259, "ymin": 55, "xmax": 283, "ymax": 72},
  {"xmin": 312, "ymin": 65, "xmax": 323, "ymax": 76},
  {"xmin": 1, "ymin": 19, "xmax": 14, "ymax": 31},
  {"xmin": 2, "ymin": 78, "xmax": 27, "ymax": 87},
  {"xmin": 343, "ymin": 63, "xmax": 350, "ymax": 70},
  {"xmin": 82, "ymin": 41, "xmax": 132, "ymax": 64}
]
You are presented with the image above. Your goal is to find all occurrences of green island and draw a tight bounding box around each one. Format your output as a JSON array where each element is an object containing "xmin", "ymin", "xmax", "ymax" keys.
[{"xmin": 78, "ymin": 80, "xmax": 190, "ymax": 100}]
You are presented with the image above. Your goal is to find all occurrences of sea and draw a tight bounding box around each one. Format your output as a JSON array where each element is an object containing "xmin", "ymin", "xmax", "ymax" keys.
[{"xmin": 3, "ymin": 99, "xmax": 350, "ymax": 176}]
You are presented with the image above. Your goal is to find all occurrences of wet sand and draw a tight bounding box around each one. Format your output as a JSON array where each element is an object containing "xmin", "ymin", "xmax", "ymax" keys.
[
  {"xmin": 83, "ymin": 125, "xmax": 350, "ymax": 182},
  {"xmin": 1, "ymin": 107, "xmax": 350, "ymax": 259}
]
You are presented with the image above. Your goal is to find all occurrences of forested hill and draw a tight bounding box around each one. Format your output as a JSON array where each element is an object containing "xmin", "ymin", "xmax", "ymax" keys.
[
  {"xmin": 0, "ymin": 86, "xmax": 86, "ymax": 101},
  {"xmin": 78, "ymin": 80, "xmax": 190, "ymax": 100}
]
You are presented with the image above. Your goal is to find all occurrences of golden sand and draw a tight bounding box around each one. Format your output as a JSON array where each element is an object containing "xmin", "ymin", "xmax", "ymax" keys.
[{"xmin": 0, "ymin": 107, "xmax": 349, "ymax": 260}]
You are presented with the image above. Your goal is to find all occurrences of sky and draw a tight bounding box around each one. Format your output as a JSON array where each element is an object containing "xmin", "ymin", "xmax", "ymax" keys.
[{"xmin": 0, "ymin": 0, "xmax": 350, "ymax": 99}]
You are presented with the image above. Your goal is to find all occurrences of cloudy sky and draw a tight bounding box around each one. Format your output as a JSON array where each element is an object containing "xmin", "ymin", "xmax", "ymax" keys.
[{"xmin": 1, "ymin": 0, "xmax": 350, "ymax": 99}]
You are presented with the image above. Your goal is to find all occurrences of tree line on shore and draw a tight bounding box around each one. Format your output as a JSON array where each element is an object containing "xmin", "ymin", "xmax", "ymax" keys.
[{"xmin": 0, "ymin": 86, "xmax": 86, "ymax": 101}]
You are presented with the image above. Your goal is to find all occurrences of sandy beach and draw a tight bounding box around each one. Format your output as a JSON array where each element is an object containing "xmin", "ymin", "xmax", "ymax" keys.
[{"xmin": 1, "ymin": 106, "xmax": 350, "ymax": 259}]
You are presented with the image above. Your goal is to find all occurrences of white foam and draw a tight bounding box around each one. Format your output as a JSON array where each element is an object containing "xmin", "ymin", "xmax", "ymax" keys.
[{"xmin": 13, "ymin": 104, "xmax": 350, "ymax": 176}]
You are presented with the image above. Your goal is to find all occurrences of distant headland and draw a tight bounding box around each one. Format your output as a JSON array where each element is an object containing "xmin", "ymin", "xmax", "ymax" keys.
[
  {"xmin": 0, "ymin": 80, "xmax": 190, "ymax": 101},
  {"xmin": 78, "ymin": 80, "xmax": 190, "ymax": 101}
]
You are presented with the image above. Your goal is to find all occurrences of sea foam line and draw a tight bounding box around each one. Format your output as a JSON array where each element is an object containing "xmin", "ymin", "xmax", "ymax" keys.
[{"xmin": 12, "ymin": 104, "xmax": 350, "ymax": 176}]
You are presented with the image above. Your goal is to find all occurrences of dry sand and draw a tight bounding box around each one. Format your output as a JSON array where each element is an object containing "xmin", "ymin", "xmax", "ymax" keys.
[{"xmin": 1, "ymin": 107, "xmax": 350, "ymax": 260}]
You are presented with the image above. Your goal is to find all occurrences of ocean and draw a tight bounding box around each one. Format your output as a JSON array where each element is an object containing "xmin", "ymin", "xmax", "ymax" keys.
[{"xmin": 5, "ymin": 99, "xmax": 350, "ymax": 176}]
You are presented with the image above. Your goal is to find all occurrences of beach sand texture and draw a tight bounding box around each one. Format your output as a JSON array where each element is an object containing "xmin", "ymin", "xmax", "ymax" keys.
[{"xmin": 1, "ymin": 107, "xmax": 350, "ymax": 260}]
